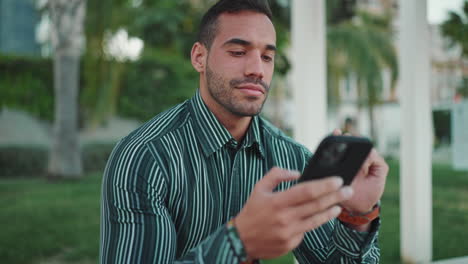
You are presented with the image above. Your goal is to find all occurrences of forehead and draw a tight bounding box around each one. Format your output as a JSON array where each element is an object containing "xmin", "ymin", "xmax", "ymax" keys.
[{"xmin": 213, "ymin": 11, "xmax": 276, "ymax": 47}]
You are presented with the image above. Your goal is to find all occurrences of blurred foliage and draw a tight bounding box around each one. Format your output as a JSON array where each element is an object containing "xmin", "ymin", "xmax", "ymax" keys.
[
  {"xmin": 0, "ymin": 145, "xmax": 48, "ymax": 177},
  {"xmin": 118, "ymin": 48, "xmax": 198, "ymax": 121},
  {"xmin": 2, "ymin": 0, "xmax": 397, "ymax": 129},
  {"xmin": 432, "ymin": 109, "xmax": 451, "ymax": 146},
  {"xmin": 0, "ymin": 144, "xmax": 114, "ymax": 178},
  {"xmin": 326, "ymin": 0, "xmax": 356, "ymax": 25},
  {"xmin": 326, "ymin": 4, "xmax": 398, "ymax": 107},
  {"xmin": 128, "ymin": 0, "xmax": 200, "ymax": 56},
  {"xmin": 80, "ymin": 0, "xmax": 293, "ymax": 125},
  {"xmin": 441, "ymin": 0, "xmax": 468, "ymax": 99},
  {"xmin": 82, "ymin": 0, "xmax": 130, "ymax": 127},
  {"xmin": 457, "ymin": 77, "xmax": 468, "ymax": 97},
  {"xmin": 0, "ymin": 54, "xmax": 54, "ymax": 121},
  {"xmin": 441, "ymin": 0, "xmax": 468, "ymax": 59},
  {"xmin": 1, "ymin": 0, "xmax": 294, "ymax": 126}
]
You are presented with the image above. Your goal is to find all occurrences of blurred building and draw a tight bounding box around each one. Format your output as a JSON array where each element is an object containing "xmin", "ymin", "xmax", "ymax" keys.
[
  {"xmin": 0, "ymin": 0, "xmax": 41, "ymax": 56},
  {"xmin": 334, "ymin": 0, "xmax": 466, "ymax": 157},
  {"xmin": 430, "ymin": 24, "xmax": 465, "ymax": 108},
  {"xmin": 357, "ymin": 0, "xmax": 466, "ymax": 107},
  {"xmin": 264, "ymin": 0, "xmax": 466, "ymax": 157}
]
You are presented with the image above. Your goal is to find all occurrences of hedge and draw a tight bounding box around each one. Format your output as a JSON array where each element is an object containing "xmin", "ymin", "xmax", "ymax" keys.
[
  {"xmin": 0, "ymin": 54, "xmax": 54, "ymax": 121},
  {"xmin": 0, "ymin": 143, "xmax": 115, "ymax": 178},
  {"xmin": 118, "ymin": 49, "xmax": 198, "ymax": 121},
  {"xmin": 0, "ymin": 50, "xmax": 197, "ymax": 124}
]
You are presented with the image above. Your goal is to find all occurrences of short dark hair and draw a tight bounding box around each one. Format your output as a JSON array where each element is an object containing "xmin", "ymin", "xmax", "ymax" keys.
[{"xmin": 197, "ymin": 0, "xmax": 273, "ymax": 50}]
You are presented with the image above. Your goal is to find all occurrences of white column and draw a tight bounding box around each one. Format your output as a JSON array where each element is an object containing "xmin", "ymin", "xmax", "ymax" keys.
[
  {"xmin": 291, "ymin": 0, "xmax": 327, "ymax": 150},
  {"xmin": 399, "ymin": 0, "xmax": 433, "ymax": 263}
]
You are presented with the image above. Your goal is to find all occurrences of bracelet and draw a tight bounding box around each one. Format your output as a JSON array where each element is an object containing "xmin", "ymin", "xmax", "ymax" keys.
[{"xmin": 338, "ymin": 201, "xmax": 381, "ymax": 226}]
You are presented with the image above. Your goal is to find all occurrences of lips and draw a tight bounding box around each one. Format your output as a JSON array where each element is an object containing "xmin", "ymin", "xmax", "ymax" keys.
[{"xmin": 237, "ymin": 84, "xmax": 265, "ymax": 96}]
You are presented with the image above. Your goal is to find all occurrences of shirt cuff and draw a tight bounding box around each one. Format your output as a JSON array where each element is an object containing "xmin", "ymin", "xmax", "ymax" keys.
[
  {"xmin": 226, "ymin": 219, "xmax": 249, "ymax": 262},
  {"xmin": 332, "ymin": 217, "xmax": 380, "ymax": 258}
]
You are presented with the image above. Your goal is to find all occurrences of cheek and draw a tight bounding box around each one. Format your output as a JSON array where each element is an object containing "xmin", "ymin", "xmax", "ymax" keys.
[{"xmin": 264, "ymin": 64, "xmax": 275, "ymax": 81}]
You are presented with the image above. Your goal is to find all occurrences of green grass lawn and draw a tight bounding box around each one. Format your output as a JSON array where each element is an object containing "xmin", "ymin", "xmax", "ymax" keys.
[{"xmin": 1, "ymin": 160, "xmax": 467, "ymax": 264}]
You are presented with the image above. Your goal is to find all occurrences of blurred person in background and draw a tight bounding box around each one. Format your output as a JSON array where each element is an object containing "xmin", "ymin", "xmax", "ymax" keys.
[{"xmin": 342, "ymin": 116, "xmax": 359, "ymax": 136}]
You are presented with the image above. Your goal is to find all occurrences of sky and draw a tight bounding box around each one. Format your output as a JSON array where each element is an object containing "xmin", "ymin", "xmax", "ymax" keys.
[{"xmin": 428, "ymin": 0, "xmax": 465, "ymax": 24}]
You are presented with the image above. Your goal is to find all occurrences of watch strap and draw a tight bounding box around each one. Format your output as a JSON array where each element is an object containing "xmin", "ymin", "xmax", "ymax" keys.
[{"xmin": 338, "ymin": 202, "xmax": 381, "ymax": 226}]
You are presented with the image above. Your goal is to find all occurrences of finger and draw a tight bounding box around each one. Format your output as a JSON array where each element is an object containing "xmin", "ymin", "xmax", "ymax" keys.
[
  {"xmin": 293, "ymin": 205, "xmax": 342, "ymax": 235},
  {"xmin": 256, "ymin": 167, "xmax": 301, "ymax": 192},
  {"xmin": 274, "ymin": 176, "xmax": 343, "ymax": 207},
  {"xmin": 356, "ymin": 149, "xmax": 382, "ymax": 179},
  {"xmin": 291, "ymin": 186, "xmax": 353, "ymax": 219},
  {"xmin": 366, "ymin": 149, "xmax": 389, "ymax": 176},
  {"xmin": 332, "ymin": 129, "xmax": 342, "ymax": 136}
]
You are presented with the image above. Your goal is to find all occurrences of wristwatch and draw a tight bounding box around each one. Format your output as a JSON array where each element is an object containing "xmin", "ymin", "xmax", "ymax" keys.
[{"xmin": 338, "ymin": 202, "xmax": 381, "ymax": 226}]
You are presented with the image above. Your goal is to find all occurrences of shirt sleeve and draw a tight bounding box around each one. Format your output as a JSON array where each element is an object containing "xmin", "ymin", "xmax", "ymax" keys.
[
  {"xmin": 99, "ymin": 140, "xmax": 247, "ymax": 263},
  {"xmin": 293, "ymin": 218, "xmax": 380, "ymax": 263}
]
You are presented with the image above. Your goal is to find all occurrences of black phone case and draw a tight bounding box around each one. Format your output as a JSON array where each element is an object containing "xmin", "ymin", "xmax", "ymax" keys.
[{"xmin": 299, "ymin": 135, "xmax": 373, "ymax": 185}]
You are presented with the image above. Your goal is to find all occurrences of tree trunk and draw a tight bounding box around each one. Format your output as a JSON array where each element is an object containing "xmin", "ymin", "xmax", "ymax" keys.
[
  {"xmin": 49, "ymin": 53, "xmax": 82, "ymax": 178},
  {"xmin": 108, "ymin": 62, "xmax": 125, "ymax": 118},
  {"xmin": 47, "ymin": 0, "xmax": 86, "ymax": 178},
  {"xmin": 368, "ymin": 100, "xmax": 378, "ymax": 143}
]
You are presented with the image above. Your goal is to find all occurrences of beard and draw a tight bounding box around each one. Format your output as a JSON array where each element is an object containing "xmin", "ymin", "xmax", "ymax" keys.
[{"xmin": 205, "ymin": 64, "xmax": 270, "ymax": 117}]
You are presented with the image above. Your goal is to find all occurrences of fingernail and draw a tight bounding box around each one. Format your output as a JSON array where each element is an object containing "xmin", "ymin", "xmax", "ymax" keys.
[
  {"xmin": 332, "ymin": 206, "xmax": 342, "ymax": 215},
  {"xmin": 341, "ymin": 186, "xmax": 353, "ymax": 198},
  {"xmin": 288, "ymin": 171, "xmax": 301, "ymax": 178},
  {"xmin": 333, "ymin": 177, "xmax": 343, "ymax": 187}
]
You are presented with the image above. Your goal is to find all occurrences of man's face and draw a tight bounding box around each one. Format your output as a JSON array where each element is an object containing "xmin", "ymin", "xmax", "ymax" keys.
[{"xmin": 203, "ymin": 11, "xmax": 276, "ymax": 117}]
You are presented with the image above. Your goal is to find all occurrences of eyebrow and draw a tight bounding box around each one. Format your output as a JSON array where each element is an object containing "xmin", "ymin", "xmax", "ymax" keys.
[{"xmin": 222, "ymin": 38, "xmax": 277, "ymax": 52}]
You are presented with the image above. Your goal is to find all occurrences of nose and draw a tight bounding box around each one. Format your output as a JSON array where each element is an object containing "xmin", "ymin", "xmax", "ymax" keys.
[{"xmin": 244, "ymin": 50, "xmax": 264, "ymax": 79}]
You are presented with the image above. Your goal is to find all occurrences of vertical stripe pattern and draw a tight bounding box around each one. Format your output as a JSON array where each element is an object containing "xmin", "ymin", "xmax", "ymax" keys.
[{"xmin": 100, "ymin": 90, "xmax": 380, "ymax": 263}]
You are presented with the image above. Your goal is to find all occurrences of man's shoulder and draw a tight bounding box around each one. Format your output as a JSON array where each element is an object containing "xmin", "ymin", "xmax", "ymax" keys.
[{"xmin": 258, "ymin": 116, "xmax": 311, "ymax": 155}]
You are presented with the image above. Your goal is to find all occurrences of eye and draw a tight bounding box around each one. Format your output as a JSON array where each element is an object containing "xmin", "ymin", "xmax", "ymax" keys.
[
  {"xmin": 229, "ymin": 51, "xmax": 246, "ymax": 57},
  {"xmin": 262, "ymin": 55, "xmax": 274, "ymax": 62}
]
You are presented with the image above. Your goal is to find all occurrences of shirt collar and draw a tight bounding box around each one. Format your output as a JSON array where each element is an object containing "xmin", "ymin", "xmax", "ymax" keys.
[
  {"xmin": 243, "ymin": 115, "xmax": 265, "ymax": 158},
  {"xmin": 189, "ymin": 90, "xmax": 265, "ymax": 158}
]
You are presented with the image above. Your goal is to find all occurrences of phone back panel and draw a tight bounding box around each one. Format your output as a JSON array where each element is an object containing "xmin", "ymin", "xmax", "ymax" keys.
[{"xmin": 300, "ymin": 136, "xmax": 373, "ymax": 185}]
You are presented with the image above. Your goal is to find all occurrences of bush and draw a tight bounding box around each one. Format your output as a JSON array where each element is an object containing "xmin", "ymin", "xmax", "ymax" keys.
[
  {"xmin": 0, "ymin": 54, "xmax": 54, "ymax": 121},
  {"xmin": 0, "ymin": 145, "xmax": 48, "ymax": 177},
  {"xmin": 118, "ymin": 49, "xmax": 198, "ymax": 121},
  {"xmin": 82, "ymin": 143, "xmax": 115, "ymax": 172},
  {"xmin": 433, "ymin": 109, "xmax": 451, "ymax": 146},
  {"xmin": 0, "ymin": 51, "xmax": 198, "ymax": 124},
  {"xmin": 0, "ymin": 143, "xmax": 116, "ymax": 178}
]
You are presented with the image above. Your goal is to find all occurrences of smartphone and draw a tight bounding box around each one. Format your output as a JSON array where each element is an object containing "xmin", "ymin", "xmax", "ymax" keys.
[{"xmin": 299, "ymin": 135, "xmax": 373, "ymax": 185}]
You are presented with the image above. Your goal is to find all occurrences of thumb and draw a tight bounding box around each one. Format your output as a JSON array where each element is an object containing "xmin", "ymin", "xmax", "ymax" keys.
[{"xmin": 256, "ymin": 167, "xmax": 301, "ymax": 192}]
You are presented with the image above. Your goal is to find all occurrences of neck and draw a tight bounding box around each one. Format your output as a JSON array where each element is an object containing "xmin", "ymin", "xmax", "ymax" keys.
[
  {"xmin": 217, "ymin": 112, "xmax": 252, "ymax": 143},
  {"xmin": 199, "ymin": 88, "xmax": 252, "ymax": 143}
]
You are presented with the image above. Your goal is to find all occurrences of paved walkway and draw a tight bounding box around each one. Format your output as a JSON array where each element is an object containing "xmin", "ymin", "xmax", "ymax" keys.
[{"xmin": 0, "ymin": 108, "xmax": 141, "ymax": 147}]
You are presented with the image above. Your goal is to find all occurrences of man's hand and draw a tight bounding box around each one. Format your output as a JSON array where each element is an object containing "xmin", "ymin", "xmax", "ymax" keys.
[
  {"xmin": 234, "ymin": 167, "xmax": 353, "ymax": 259},
  {"xmin": 332, "ymin": 129, "xmax": 388, "ymax": 214},
  {"xmin": 341, "ymin": 148, "xmax": 388, "ymax": 213}
]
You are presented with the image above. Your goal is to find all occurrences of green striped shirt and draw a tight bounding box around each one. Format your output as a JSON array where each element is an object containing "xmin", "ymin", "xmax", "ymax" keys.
[{"xmin": 100, "ymin": 90, "xmax": 380, "ymax": 263}]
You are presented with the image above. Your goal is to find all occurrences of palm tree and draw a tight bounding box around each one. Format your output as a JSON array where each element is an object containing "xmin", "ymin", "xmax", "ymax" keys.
[
  {"xmin": 441, "ymin": 0, "xmax": 468, "ymax": 98},
  {"xmin": 327, "ymin": 11, "xmax": 398, "ymax": 141},
  {"xmin": 82, "ymin": 0, "xmax": 131, "ymax": 129},
  {"xmin": 441, "ymin": 0, "xmax": 468, "ymax": 59}
]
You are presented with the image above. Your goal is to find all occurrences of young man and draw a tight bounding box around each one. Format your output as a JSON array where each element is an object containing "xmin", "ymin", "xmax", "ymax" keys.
[{"xmin": 100, "ymin": 0, "xmax": 388, "ymax": 263}]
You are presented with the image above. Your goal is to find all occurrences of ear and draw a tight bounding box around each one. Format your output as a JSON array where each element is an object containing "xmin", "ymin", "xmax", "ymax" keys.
[{"xmin": 191, "ymin": 42, "xmax": 207, "ymax": 73}]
